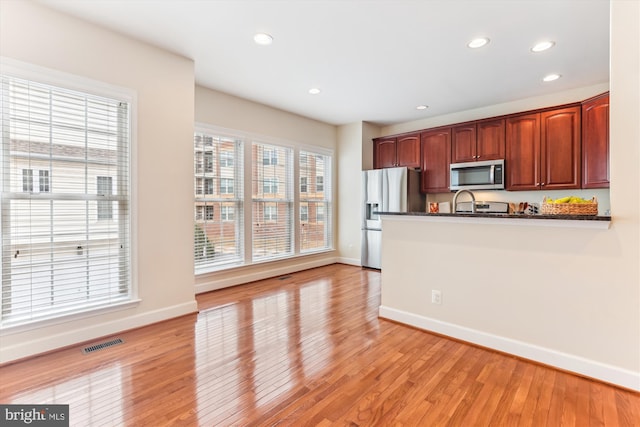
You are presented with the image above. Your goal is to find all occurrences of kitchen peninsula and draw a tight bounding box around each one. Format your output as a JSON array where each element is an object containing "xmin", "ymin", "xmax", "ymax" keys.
[{"xmin": 376, "ymin": 210, "xmax": 634, "ymax": 390}]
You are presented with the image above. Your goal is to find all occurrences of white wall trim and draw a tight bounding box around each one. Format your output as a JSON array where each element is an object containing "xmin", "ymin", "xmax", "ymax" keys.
[
  {"xmin": 195, "ymin": 257, "xmax": 339, "ymax": 294},
  {"xmin": 379, "ymin": 305, "xmax": 640, "ymax": 392},
  {"xmin": 0, "ymin": 301, "xmax": 198, "ymax": 364},
  {"xmin": 336, "ymin": 257, "xmax": 361, "ymax": 266}
]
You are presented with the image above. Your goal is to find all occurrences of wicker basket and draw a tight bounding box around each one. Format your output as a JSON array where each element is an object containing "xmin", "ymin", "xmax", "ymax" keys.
[{"xmin": 541, "ymin": 197, "xmax": 598, "ymax": 215}]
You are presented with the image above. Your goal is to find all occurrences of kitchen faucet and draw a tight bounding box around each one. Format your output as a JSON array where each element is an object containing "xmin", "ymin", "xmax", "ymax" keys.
[{"xmin": 453, "ymin": 189, "xmax": 476, "ymax": 213}]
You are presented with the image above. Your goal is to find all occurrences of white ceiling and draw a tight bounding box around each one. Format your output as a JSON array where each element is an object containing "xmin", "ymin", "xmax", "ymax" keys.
[{"xmin": 36, "ymin": 0, "xmax": 610, "ymax": 126}]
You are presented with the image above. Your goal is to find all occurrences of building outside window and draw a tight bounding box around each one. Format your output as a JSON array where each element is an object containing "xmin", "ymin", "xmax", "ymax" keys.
[
  {"xmin": 316, "ymin": 176, "xmax": 324, "ymax": 192},
  {"xmin": 300, "ymin": 176, "xmax": 308, "ymax": 193},
  {"xmin": 220, "ymin": 151, "xmax": 233, "ymax": 167},
  {"xmin": 300, "ymin": 204, "xmax": 308, "ymax": 222}
]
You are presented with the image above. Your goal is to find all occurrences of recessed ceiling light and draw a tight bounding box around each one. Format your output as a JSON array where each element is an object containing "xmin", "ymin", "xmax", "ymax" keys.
[
  {"xmin": 543, "ymin": 73, "xmax": 561, "ymax": 82},
  {"xmin": 254, "ymin": 33, "xmax": 273, "ymax": 45},
  {"xmin": 416, "ymin": 105, "xmax": 428, "ymax": 110},
  {"xmin": 467, "ymin": 37, "xmax": 490, "ymax": 48},
  {"xmin": 308, "ymin": 88, "xmax": 321, "ymax": 95},
  {"xmin": 531, "ymin": 41, "xmax": 555, "ymax": 53}
]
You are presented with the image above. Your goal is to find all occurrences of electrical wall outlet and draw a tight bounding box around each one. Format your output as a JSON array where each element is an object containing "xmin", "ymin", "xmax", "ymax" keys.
[{"xmin": 431, "ymin": 289, "xmax": 442, "ymax": 305}]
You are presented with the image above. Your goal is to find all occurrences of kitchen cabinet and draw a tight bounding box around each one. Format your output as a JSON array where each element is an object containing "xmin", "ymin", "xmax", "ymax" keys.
[
  {"xmin": 506, "ymin": 106, "xmax": 581, "ymax": 191},
  {"xmin": 420, "ymin": 128, "xmax": 451, "ymax": 193},
  {"xmin": 451, "ymin": 119, "xmax": 505, "ymax": 163},
  {"xmin": 373, "ymin": 137, "xmax": 397, "ymax": 168},
  {"xmin": 373, "ymin": 133, "xmax": 420, "ymax": 169},
  {"xmin": 581, "ymin": 93, "xmax": 609, "ymax": 188}
]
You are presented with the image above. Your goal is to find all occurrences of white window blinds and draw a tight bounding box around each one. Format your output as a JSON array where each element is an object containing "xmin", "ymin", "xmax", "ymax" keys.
[
  {"xmin": 1, "ymin": 74, "xmax": 131, "ymax": 328},
  {"xmin": 299, "ymin": 151, "xmax": 332, "ymax": 252},
  {"xmin": 252, "ymin": 142, "xmax": 293, "ymax": 262},
  {"xmin": 194, "ymin": 132, "xmax": 243, "ymax": 271}
]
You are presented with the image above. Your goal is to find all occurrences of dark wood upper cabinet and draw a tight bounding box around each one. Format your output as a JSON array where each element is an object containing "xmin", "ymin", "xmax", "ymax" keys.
[
  {"xmin": 506, "ymin": 106, "xmax": 581, "ymax": 191},
  {"xmin": 373, "ymin": 133, "xmax": 420, "ymax": 169},
  {"xmin": 582, "ymin": 93, "xmax": 610, "ymax": 188},
  {"xmin": 396, "ymin": 134, "xmax": 421, "ymax": 168},
  {"xmin": 476, "ymin": 119, "xmax": 506, "ymax": 161},
  {"xmin": 541, "ymin": 106, "xmax": 581, "ymax": 190},
  {"xmin": 506, "ymin": 113, "xmax": 541, "ymax": 191},
  {"xmin": 375, "ymin": 92, "xmax": 607, "ymax": 193},
  {"xmin": 452, "ymin": 119, "xmax": 505, "ymax": 163},
  {"xmin": 373, "ymin": 137, "xmax": 397, "ymax": 169},
  {"xmin": 421, "ymin": 128, "xmax": 451, "ymax": 193},
  {"xmin": 451, "ymin": 124, "xmax": 477, "ymax": 163}
]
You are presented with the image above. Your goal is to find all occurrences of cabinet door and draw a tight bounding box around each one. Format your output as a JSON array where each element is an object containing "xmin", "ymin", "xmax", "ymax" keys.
[
  {"xmin": 420, "ymin": 129, "xmax": 451, "ymax": 193},
  {"xmin": 396, "ymin": 134, "xmax": 421, "ymax": 168},
  {"xmin": 506, "ymin": 113, "xmax": 540, "ymax": 191},
  {"xmin": 476, "ymin": 119, "xmax": 505, "ymax": 161},
  {"xmin": 582, "ymin": 94, "xmax": 609, "ymax": 188},
  {"xmin": 373, "ymin": 138, "xmax": 397, "ymax": 169},
  {"xmin": 451, "ymin": 124, "xmax": 477, "ymax": 163},
  {"xmin": 541, "ymin": 106, "xmax": 581, "ymax": 190}
]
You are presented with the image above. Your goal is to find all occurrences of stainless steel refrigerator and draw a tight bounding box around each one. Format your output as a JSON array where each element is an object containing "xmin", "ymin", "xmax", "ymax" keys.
[{"xmin": 361, "ymin": 167, "xmax": 424, "ymax": 269}]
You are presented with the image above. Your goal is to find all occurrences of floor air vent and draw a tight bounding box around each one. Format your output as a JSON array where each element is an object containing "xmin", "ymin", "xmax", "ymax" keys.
[
  {"xmin": 82, "ymin": 338, "xmax": 124, "ymax": 354},
  {"xmin": 278, "ymin": 275, "xmax": 292, "ymax": 280}
]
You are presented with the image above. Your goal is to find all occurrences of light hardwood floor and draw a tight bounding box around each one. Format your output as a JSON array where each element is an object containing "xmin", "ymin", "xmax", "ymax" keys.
[{"xmin": 1, "ymin": 264, "xmax": 638, "ymax": 426}]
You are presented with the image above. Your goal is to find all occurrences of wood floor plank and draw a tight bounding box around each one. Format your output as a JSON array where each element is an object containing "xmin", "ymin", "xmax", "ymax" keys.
[{"xmin": 0, "ymin": 264, "xmax": 638, "ymax": 426}]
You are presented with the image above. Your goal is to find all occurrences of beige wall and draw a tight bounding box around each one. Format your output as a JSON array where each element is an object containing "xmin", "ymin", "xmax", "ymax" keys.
[
  {"xmin": 379, "ymin": 0, "xmax": 639, "ymax": 390},
  {"xmin": 0, "ymin": 1, "xmax": 197, "ymax": 362},
  {"xmin": 194, "ymin": 86, "xmax": 339, "ymax": 293}
]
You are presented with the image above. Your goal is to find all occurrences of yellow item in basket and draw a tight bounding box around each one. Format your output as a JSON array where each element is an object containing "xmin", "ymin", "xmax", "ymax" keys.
[{"xmin": 547, "ymin": 196, "xmax": 593, "ymax": 204}]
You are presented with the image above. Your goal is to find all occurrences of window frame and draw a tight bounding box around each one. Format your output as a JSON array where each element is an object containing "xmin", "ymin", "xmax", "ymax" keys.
[
  {"xmin": 194, "ymin": 124, "xmax": 333, "ymax": 274},
  {"xmin": 0, "ymin": 59, "xmax": 137, "ymax": 331}
]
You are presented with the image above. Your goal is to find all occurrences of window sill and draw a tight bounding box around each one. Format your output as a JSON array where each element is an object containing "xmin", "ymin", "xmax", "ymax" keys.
[{"xmin": 0, "ymin": 299, "xmax": 141, "ymax": 335}]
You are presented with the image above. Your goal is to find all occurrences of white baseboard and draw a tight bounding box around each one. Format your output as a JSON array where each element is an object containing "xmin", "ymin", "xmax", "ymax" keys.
[
  {"xmin": 0, "ymin": 301, "xmax": 198, "ymax": 364},
  {"xmin": 379, "ymin": 305, "xmax": 640, "ymax": 392},
  {"xmin": 195, "ymin": 256, "xmax": 339, "ymax": 294},
  {"xmin": 335, "ymin": 257, "xmax": 361, "ymax": 266}
]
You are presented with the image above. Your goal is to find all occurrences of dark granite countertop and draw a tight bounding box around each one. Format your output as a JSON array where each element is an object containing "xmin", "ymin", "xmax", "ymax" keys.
[{"xmin": 376, "ymin": 211, "xmax": 612, "ymax": 221}]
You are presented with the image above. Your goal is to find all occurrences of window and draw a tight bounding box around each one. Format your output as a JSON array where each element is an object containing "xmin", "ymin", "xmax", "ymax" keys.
[
  {"xmin": 220, "ymin": 151, "xmax": 233, "ymax": 167},
  {"xmin": 299, "ymin": 150, "xmax": 332, "ymax": 252},
  {"xmin": 220, "ymin": 178, "xmax": 234, "ymax": 194},
  {"xmin": 97, "ymin": 176, "xmax": 113, "ymax": 220},
  {"xmin": 1, "ymin": 71, "xmax": 132, "ymax": 328},
  {"xmin": 262, "ymin": 148, "xmax": 277, "ymax": 165},
  {"xmin": 252, "ymin": 143, "xmax": 293, "ymax": 261},
  {"xmin": 39, "ymin": 170, "xmax": 50, "ymax": 193},
  {"xmin": 204, "ymin": 178, "xmax": 214, "ymax": 195},
  {"xmin": 193, "ymin": 131, "xmax": 243, "ymax": 271},
  {"xmin": 204, "ymin": 205, "xmax": 214, "ymax": 220},
  {"xmin": 194, "ymin": 126, "xmax": 332, "ymax": 272},
  {"xmin": 262, "ymin": 178, "xmax": 278, "ymax": 194},
  {"xmin": 264, "ymin": 204, "xmax": 277, "ymax": 221},
  {"xmin": 221, "ymin": 205, "xmax": 234, "ymax": 221},
  {"xmin": 203, "ymin": 152, "xmax": 214, "ymax": 173},
  {"xmin": 22, "ymin": 169, "xmax": 33, "ymax": 192}
]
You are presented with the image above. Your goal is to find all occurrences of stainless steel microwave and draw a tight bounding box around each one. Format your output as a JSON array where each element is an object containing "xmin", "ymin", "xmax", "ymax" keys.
[{"xmin": 450, "ymin": 159, "xmax": 505, "ymax": 190}]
